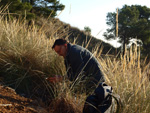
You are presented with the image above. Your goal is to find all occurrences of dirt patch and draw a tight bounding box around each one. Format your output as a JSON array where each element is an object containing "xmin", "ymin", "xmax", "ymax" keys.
[{"xmin": 0, "ymin": 85, "xmax": 48, "ymax": 113}]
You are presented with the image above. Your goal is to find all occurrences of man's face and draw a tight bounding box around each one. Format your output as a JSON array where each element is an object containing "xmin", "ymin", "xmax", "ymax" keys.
[{"xmin": 54, "ymin": 44, "xmax": 67, "ymax": 57}]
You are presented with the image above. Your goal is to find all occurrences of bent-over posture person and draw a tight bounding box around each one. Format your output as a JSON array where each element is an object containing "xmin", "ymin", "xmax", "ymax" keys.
[{"xmin": 51, "ymin": 39, "xmax": 113, "ymax": 113}]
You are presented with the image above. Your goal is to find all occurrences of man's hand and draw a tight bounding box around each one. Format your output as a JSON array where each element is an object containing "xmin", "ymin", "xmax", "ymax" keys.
[{"xmin": 46, "ymin": 75, "xmax": 62, "ymax": 83}]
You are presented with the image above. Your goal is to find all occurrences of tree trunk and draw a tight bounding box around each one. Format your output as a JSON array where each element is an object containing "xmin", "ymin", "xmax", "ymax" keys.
[
  {"xmin": 30, "ymin": 0, "xmax": 34, "ymax": 5},
  {"xmin": 123, "ymin": 37, "xmax": 126, "ymax": 56}
]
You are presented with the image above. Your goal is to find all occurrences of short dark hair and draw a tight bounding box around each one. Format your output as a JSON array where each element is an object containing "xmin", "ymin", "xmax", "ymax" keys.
[{"xmin": 52, "ymin": 39, "xmax": 68, "ymax": 49}]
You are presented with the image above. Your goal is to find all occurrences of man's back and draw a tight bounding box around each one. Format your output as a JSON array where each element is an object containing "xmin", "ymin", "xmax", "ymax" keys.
[{"xmin": 65, "ymin": 43, "xmax": 105, "ymax": 89}]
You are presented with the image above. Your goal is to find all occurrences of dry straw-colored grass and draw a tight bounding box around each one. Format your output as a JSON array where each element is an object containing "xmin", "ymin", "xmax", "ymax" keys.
[
  {"xmin": 0, "ymin": 8, "xmax": 150, "ymax": 113},
  {"xmin": 0, "ymin": 11, "xmax": 85, "ymax": 112},
  {"xmin": 0, "ymin": 12, "xmax": 66, "ymax": 99},
  {"xmin": 99, "ymin": 45, "xmax": 150, "ymax": 113}
]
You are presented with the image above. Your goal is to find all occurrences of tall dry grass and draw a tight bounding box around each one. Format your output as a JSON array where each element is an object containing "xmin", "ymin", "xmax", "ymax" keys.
[
  {"xmin": 48, "ymin": 41, "xmax": 150, "ymax": 113},
  {"xmin": 99, "ymin": 45, "xmax": 150, "ymax": 113},
  {"xmin": 0, "ymin": 10, "xmax": 149, "ymax": 113},
  {"xmin": 0, "ymin": 14, "xmax": 66, "ymax": 97}
]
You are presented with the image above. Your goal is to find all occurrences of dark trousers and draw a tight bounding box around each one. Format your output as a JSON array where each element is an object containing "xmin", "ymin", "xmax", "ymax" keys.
[{"xmin": 83, "ymin": 83, "xmax": 113, "ymax": 113}]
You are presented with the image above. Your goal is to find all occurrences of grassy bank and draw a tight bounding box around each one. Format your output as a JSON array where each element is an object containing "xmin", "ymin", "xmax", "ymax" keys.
[{"xmin": 0, "ymin": 15, "xmax": 149, "ymax": 113}]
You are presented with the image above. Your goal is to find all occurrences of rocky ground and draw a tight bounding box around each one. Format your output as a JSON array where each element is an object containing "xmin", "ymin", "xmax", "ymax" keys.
[{"xmin": 0, "ymin": 85, "xmax": 48, "ymax": 113}]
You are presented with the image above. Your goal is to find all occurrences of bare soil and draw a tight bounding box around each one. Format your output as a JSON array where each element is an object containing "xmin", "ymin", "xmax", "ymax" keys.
[{"xmin": 0, "ymin": 85, "xmax": 48, "ymax": 113}]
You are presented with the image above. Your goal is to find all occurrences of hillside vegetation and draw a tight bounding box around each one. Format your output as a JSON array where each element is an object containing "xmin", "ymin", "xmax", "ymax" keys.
[
  {"xmin": 33, "ymin": 17, "xmax": 118, "ymax": 55},
  {"xmin": 0, "ymin": 14, "xmax": 150, "ymax": 113}
]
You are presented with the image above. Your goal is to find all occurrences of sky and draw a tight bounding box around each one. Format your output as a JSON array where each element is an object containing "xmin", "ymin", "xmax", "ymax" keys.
[{"xmin": 57, "ymin": 0, "xmax": 150, "ymax": 47}]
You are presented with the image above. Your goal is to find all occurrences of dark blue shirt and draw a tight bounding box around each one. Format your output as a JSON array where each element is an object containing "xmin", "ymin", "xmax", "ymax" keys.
[{"xmin": 64, "ymin": 43, "xmax": 105, "ymax": 85}]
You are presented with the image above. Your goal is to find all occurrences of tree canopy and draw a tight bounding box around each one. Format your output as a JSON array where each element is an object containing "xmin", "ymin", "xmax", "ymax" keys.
[
  {"xmin": 84, "ymin": 26, "xmax": 91, "ymax": 35},
  {"xmin": 0, "ymin": 0, "xmax": 65, "ymax": 18},
  {"xmin": 29, "ymin": 0, "xmax": 65, "ymax": 17},
  {"xmin": 104, "ymin": 5, "xmax": 150, "ymax": 58}
]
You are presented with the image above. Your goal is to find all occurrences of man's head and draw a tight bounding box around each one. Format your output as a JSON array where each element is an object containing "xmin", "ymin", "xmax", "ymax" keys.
[{"xmin": 52, "ymin": 39, "xmax": 68, "ymax": 57}]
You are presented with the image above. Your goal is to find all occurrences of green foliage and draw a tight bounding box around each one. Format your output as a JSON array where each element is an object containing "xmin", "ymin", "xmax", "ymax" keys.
[
  {"xmin": 33, "ymin": 6, "xmax": 56, "ymax": 17},
  {"xmin": 84, "ymin": 26, "xmax": 91, "ymax": 35},
  {"xmin": 0, "ymin": 0, "xmax": 33, "ymax": 19},
  {"xmin": 104, "ymin": 5, "xmax": 150, "ymax": 58},
  {"xmin": 0, "ymin": 0, "xmax": 65, "ymax": 19},
  {"xmin": 0, "ymin": 0, "xmax": 32, "ymax": 12},
  {"xmin": 25, "ymin": 12, "xmax": 35, "ymax": 20},
  {"xmin": 28, "ymin": 0, "xmax": 65, "ymax": 17}
]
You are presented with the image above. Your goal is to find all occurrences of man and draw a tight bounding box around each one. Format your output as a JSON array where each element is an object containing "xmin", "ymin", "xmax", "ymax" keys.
[{"xmin": 51, "ymin": 39, "xmax": 113, "ymax": 113}]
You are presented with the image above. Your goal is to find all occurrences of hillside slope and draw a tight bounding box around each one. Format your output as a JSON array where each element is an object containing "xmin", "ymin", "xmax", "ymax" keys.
[
  {"xmin": 0, "ymin": 85, "xmax": 48, "ymax": 113},
  {"xmin": 35, "ymin": 17, "xmax": 119, "ymax": 55},
  {"xmin": 54, "ymin": 18, "xmax": 119, "ymax": 55}
]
